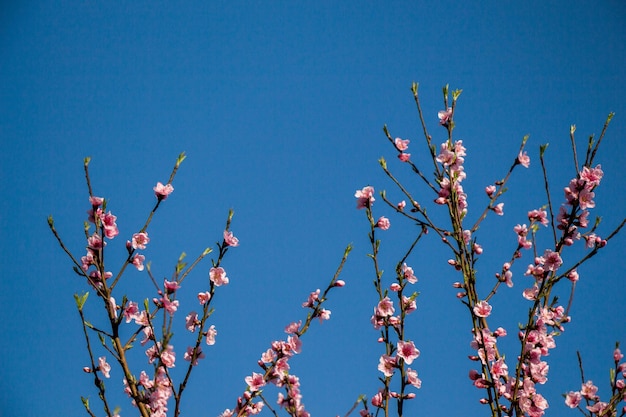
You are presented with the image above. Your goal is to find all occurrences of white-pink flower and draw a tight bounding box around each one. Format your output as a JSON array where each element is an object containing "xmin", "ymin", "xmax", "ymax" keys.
[
  {"xmin": 206, "ymin": 325, "xmax": 217, "ymax": 345},
  {"xmin": 397, "ymin": 340, "xmax": 420, "ymax": 364},
  {"xmin": 355, "ymin": 186, "xmax": 375, "ymax": 209},
  {"xmin": 394, "ymin": 137, "xmax": 410, "ymax": 151},
  {"xmin": 131, "ymin": 232, "xmax": 149, "ymax": 250},
  {"xmin": 209, "ymin": 267, "xmax": 229, "ymax": 286},
  {"xmin": 154, "ymin": 182, "xmax": 174, "ymax": 200},
  {"xmin": 473, "ymin": 300, "xmax": 492, "ymax": 318},
  {"xmin": 223, "ymin": 230, "xmax": 239, "ymax": 247},
  {"xmin": 376, "ymin": 216, "xmax": 390, "ymax": 230},
  {"xmin": 98, "ymin": 356, "xmax": 111, "ymax": 378}
]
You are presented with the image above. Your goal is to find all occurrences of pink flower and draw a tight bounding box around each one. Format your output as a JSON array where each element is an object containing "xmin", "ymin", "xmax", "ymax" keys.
[
  {"xmin": 376, "ymin": 297, "xmax": 395, "ymax": 317},
  {"xmin": 397, "ymin": 200, "xmax": 406, "ymax": 210},
  {"xmin": 160, "ymin": 345, "xmax": 176, "ymax": 368},
  {"xmin": 164, "ymin": 279, "xmax": 181, "ymax": 293},
  {"xmin": 184, "ymin": 346, "xmax": 205, "ymax": 366},
  {"xmin": 317, "ymin": 308, "xmax": 331, "ymax": 323},
  {"xmin": 223, "ymin": 230, "xmax": 239, "ymax": 247},
  {"xmin": 186, "ymin": 311, "xmax": 199, "ymax": 332},
  {"xmin": 402, "ymin": 263, "xmax": 417, "ymax": 283},
  {"xmin": 98, "ymin": 356, "xmax": 111, "ymax": 378},
  {"xmin": 88, "ymin": 233, "xmax": 105, "ymax": 250},
  {"xmin": 131, "ymin": 254, "xmax": 145, "ymax": 271},
  {"xmin": 197, "ymin": 291, "xmax": 211, "ymax": 304},
  {"xmin": 376, "ymin": 216, "xmax": 390, "ymax": 230},
  {"xmin": 406, "ymin": 368, "xmax": 422, "ymax": 388},
  {"xmin": 493, "ymin": 203, "xmax": 504, "ymax": 216},
  {"xmin": 438, "ymin": 107, "xmax": 452, "ymax": 125},
  {"xmin": 378, "ymin": 355, "xmax": 396, "ymax": 377},
  {"xmin": 161, "ymin": 296, "xmax": 179, "ymax": 314},
  {"xmin": 371, "ymin": 390, "xmax": 384, "ymax": 407},
  {"xmin": 485, "ymin": 185, "xmax": 496, "ymax": 197},
  {"xmin": 517, "ymin": 151, "xmax": 530, "ymax": 168},
  {"xmin": 542, "ymin": 250, "xmax": 563, "ymax": 271},
  {"xmin": 154, "ymin": 182, "xmax": 174, "ymax": 200},
  {"xmin": 123, "ymin": 301, "xmax": 140, "ymax": 323},
  {"xmin": 209, "ymin": 267, "xmax": 229, "ymax": 286},
  {"xmin": 394, "ymin": 137, "xmax": 410, "ymax": 151},
  {"xmin": 580, "ymin": 164, "xmax": 603, "ymax": 187},
  {"xmin": 473, "ymin": 300, "xmax": 492, "ymax": 318},
  {"xmin": 245, "ymin": 372, "xmax": 266, "ymax": 392},
  {"xmin": 397, "ymin": 340, "xmax": 420, "ymax": 364},
  {"xmin": 302, "ymin": 289, "xmax": 320, "ymax": 308},
  {"xmin": 89, "ymin": 196, "xmax": 104, "ymax": 206},
  {"xmin": 398, "ymin": 153, "xmax": 411, "ymax": 162},
  {"xmin": 206, "ymin": 325, "xmax": 217, "ymax": 345},
  {"xmin": 565, "ymin": 389, "xmax": 584, "ymax": 406},
  {"xmin": 614, "ymin": 348, "xmax": 624, "ymax": 362},
  {"xmin": 355, "ymin": 186, "xmax": 375, "ymax": 209},
  {"xmin": 284, "ymin": 321, "xmax": 301, "ymax": 334},
  {"xmin": 100, "ymin": 211, "xmax": 119, "ymax": 239},
  {"xmin": 528, "ymin": 209, "xmax": 549, "ymax": 226},
  {"xmin": 581, "ymin": 380, "xmax": 598, "ymax": 400},
  {"xmin": 131, "ymin": 232, "xmax": 149, "ymax": 250}
]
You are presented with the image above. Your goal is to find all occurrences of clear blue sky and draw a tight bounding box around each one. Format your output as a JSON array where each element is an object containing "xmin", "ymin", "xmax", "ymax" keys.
[{"xmin": 1, "ymin": 1, "xmax": 625, "ymax": 416}]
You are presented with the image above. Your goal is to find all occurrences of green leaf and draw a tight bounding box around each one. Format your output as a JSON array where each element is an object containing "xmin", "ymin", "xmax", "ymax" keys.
[{"xmin": 74, "ymin": 292, "xmax": 89, "ymax": 310}]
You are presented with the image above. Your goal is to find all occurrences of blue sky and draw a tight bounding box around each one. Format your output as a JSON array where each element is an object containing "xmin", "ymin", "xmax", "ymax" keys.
[{"xmin": 1, "ymin": 1, "xmax": 625, "ymax": 416}]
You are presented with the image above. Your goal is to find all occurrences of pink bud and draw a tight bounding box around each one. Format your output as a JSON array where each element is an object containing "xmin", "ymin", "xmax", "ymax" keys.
[
  {"xmin": 334, "ymin": 280, "xmax": 346, "ymax": 287},
  {"xmin": 83, "ymin": 367, "xmax": 92, "ymax": 373}
]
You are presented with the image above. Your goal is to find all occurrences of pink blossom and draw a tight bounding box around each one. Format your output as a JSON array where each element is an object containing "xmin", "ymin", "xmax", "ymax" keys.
[
  {"xmin": 245, "ymin": 372, "xmax": 266, "ymax": 392},
  {"xmin": 161, "ymin": 296, "xmax": 179, "ymax": 314},
  {"xmin": 402, "ymin": 296, "xmax": 417, "ymax": 313},
  {"xmin": 614, "ymin": 348, "xmax": 624, "ymax": 362},
  {"xmin": 397, "ymin": 340, "xmax": 420, "ymax": 364},
  {"xmin": 493, "ymin": 202, "xmax": 504, "ymax": 216},
  {"xmin": 334, "ymin": 279, "xmax": 345, "ymax": 287},
  {"xmin": 206, "ymin": 325, "xmax": 217, "ymax": 345},
  {"xmin": 398, "ymin": 152, "xmax": 411, "ymax": 162},
  {"xmin": 131, "ymin": 254, "xmax": 145, "ymax": 271},
  {"xmin": 154, "ymin": 182, "xmax": 174, "ymax": 200},
  {"xmin": 164, "ymin": 279, "xmax": 181, "ymax": 293},
  {"xmin": 565, "ymin": 391, "xmax": 582, "ymax": 408},
  {"xmin": 402, "ymin": 263, "xmax": 417, "ymax": 283},
  {"xmin": 284, "ymin": 321, "xmax": 301, "ymax": 334},
  {"xmin": 302, "ymin": 289, "xmax": 320, "ymax": 308},
  {"xmin": 376, "ymin": 216, "xmax": 390, "ymax": 230},
  {"xmin": 209, "ymin": 267, "xmax": 229, "ymax": 286},
  {"xmin": 98, "ymin": 356, "xmax": 111, "ymax": 378},
  {"xmin": 223, "ymin": 230, "xmax": 239, "ymax": 247},
  {"xmin": 542, "ymin": 250, "xmax": 563, "ymax": 271},
  {"xmin": 438, "ymin": 107, "xmax": 452, "ymax": 125},
  {"xmin": 197, "ymin": 291, "xmax": 211, "ymax": 304},
  {"xmin": 581, "ymin": 380, "xmax": 599, "ymax": 400},
  {"xmin": 100, "ymin": 211, "xmax": 119, "ymax": 239},
  {"xmin": 88, "ymin": 233, "xmax": 105, "ymax": 250},
  {"xmin": 376, "ymin": 297, "xmax": 395, "ymax": 317},
  {"xmin": 397, "ymin": 200, "xmax": 406, "ymax": 211},
  {"xmin": 580, "ymin": 164, "xmax": 603, "ymax": 187},
  {"xmin": 123, "ymin": 301, "xmax": 140, "ymax": 323},
  {"xmin": 378, "ymin": 355, "xmax": 396, "ymax": 377},
  {"xmin": 528, "ymin": 209, "xmax": 549, "ymax": 226},
  {"xmin": 485, "ymin": 185, "xmax": 496, "ymax": 197},
  {"xmin": 184, "ymin": 346, "xmax": 205, "ymax": 366},
  {"xmin": 81, "ymin": 251, "xmax": 95, "ymax": 271},
  {"xmin": 406, "ymin": 368, "xmax": 422, "ymax": 388},
  {"xmin": 186, "ymin": 311, "xmax": 199, "ymax": 332},
  {"xmin": 517, "ymin": 151, "xmax": 530, "ymax": 168},
  {"xmin": 161, "ymin": 344, "xmax": 176, "ymax": 368},
  {"xmin": 89, "ymin": 196, "xmax": 104, "ymax": 206},
  {"xmin": 317, "ymin": 308, "xmax": 331, "ymax": 323},
  {"xmin": 567, "ymin": 269, "xmax": 579, "ymax": 282},
  {"xmin": 371, "ymin": 390, "xmax": 384, "ymax": 407},
  {"xmin": 355, "ymin": 186, "xmax": 375, "ymax": 209},
  {"xmin": 394, "ymin": 137, "xmax": 410, "ymax": 151},
  {"xmin": 473, "ymin": 300, "xmax": 492, "ymax": 318},
  {"xmin": 131, "ymin": 232, "xmax": 149, "ymax": 250}
]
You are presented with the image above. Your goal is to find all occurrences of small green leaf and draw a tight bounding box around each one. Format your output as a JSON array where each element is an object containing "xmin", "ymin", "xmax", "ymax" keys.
[
  {"xmin": 74, "ymin": 292, "xmax": 89, "ymax": 310},
  {"xmin": 539, "ymin": 143, "xmax": 549, "ymax": 157}
]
